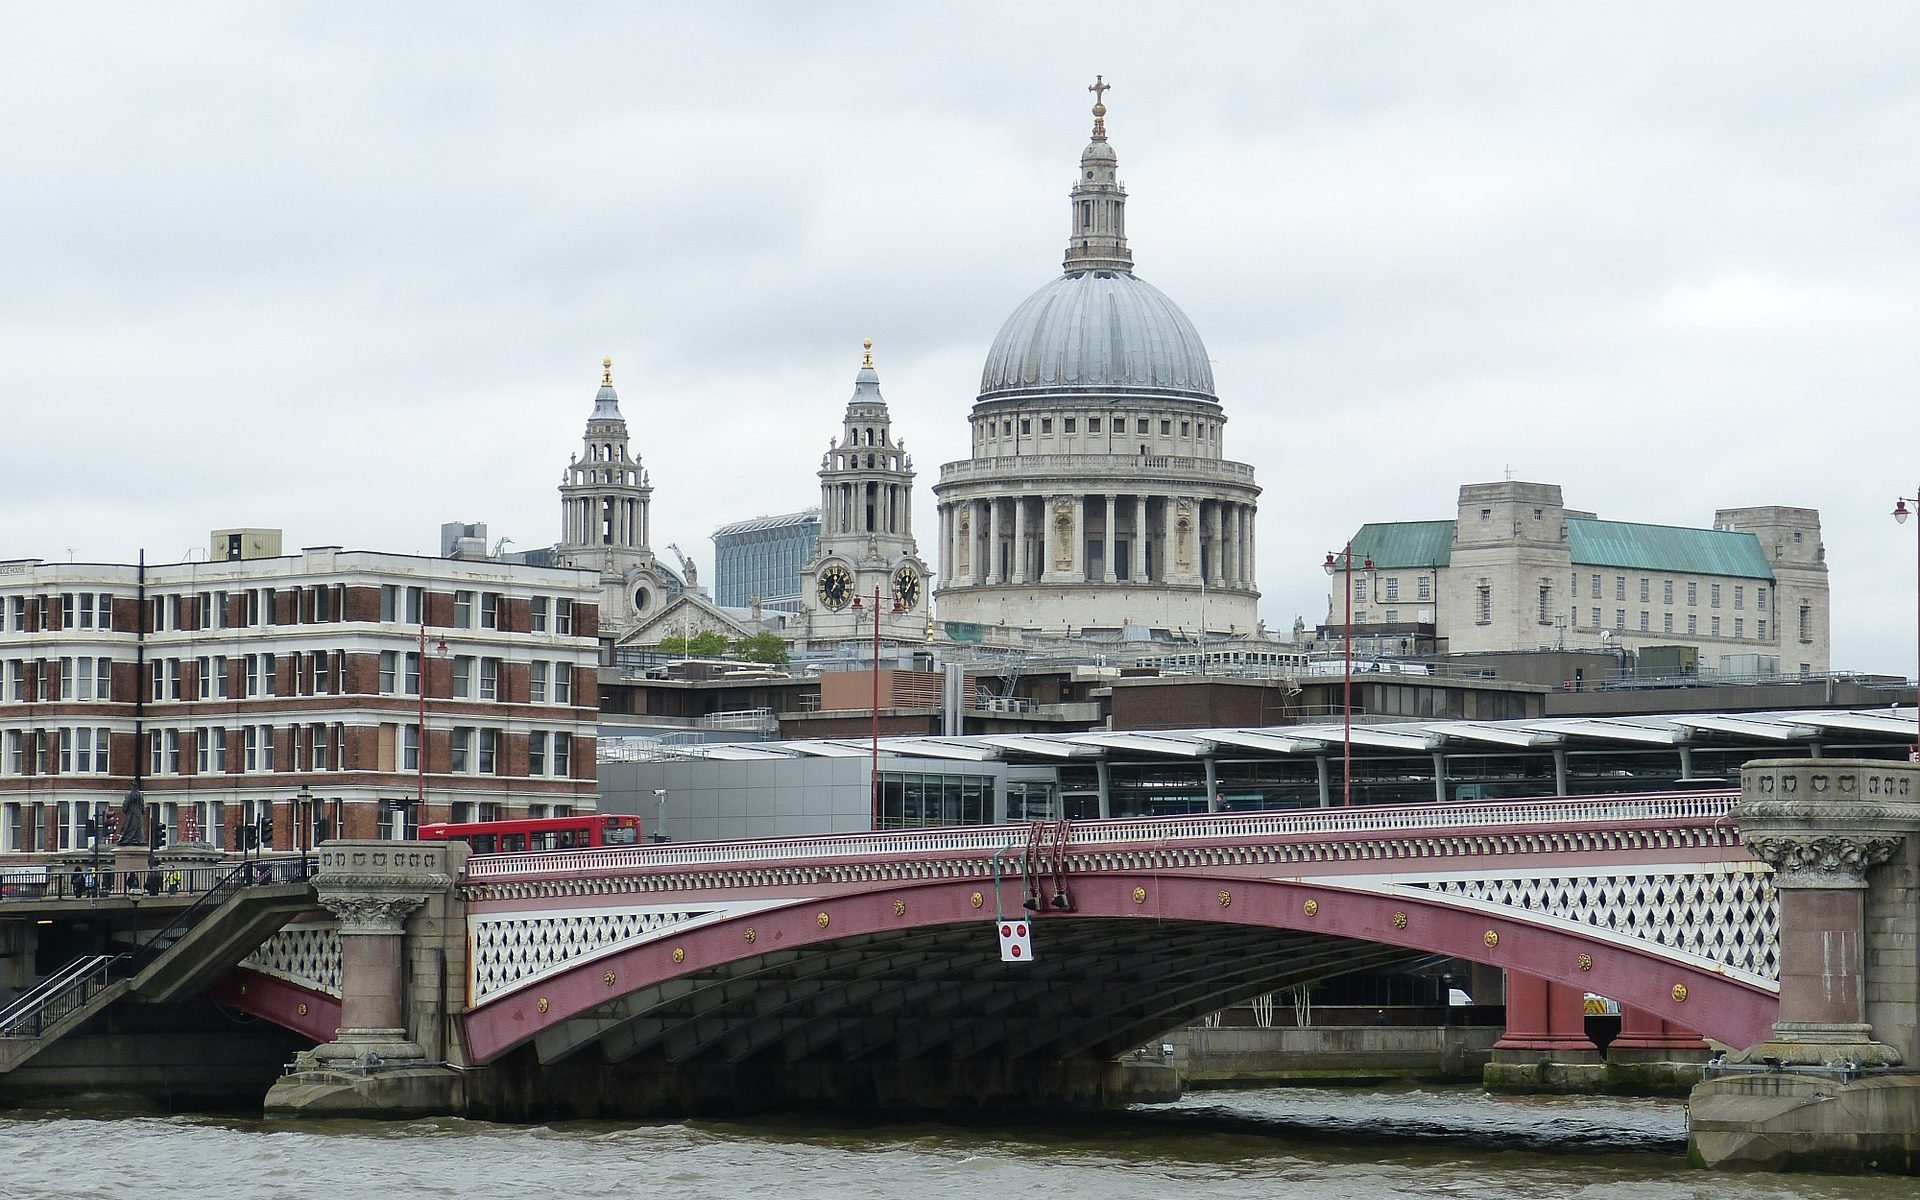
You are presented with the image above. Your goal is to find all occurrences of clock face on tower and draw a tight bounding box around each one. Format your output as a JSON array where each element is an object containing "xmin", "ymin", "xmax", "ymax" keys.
[
  {"xmin": 817, "ymin": 563, "xmax": 853, "ymax": 611},
  {"xmin": 892, "ymin": 564, "xmax": 922, "ymax": 610}
]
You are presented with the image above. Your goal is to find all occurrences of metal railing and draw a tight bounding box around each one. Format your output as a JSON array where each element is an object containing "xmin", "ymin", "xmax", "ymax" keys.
[
  {"xmin": 464, "ymin": 789, "xmax": 1739, "ymax": 881},
  {"xmin": 0, "ymin": 954, "xmax": 126, "ymax": 1039},
  {"xmin": 0, "ymin": 855, "xmax": 308, "ymax": 904},
  {"xmin": 0, "ymin": 858, "xmax": 313, "ymax": 1047},
  {"xmin": 700, "ymin": 709, "xmax": 778, "ymax": 732},
  {"xmin": 129, "ymin": 858, "xmax": 307, "ymax": 971}
]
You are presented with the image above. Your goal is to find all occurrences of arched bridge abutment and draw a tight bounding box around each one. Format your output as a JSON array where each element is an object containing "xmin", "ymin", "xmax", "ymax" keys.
[
  {"xmin": 445, "ymin": 869, "xmax": 1774, "ymax": 1119},
  {"xmin": 266, "ymin": 790, "xmax": 1820, "ymax": 1126}
]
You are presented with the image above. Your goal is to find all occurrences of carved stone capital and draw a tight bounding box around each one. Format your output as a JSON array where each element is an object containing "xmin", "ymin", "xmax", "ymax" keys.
[
  {"xmin": 318, "ymin": 890, "xmax": 431, "ymax": 934},
  {"xmin": 1736, "ymin": 758, "xmax": 1920, "ymax": 887},
  {"xmin": 1740, "ymin": 831, "xmax": 1903, "ymax": 889}
]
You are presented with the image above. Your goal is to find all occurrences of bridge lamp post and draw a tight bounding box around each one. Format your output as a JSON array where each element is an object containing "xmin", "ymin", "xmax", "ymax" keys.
[
  {"xmin": 1895, "ymin": 493, "xmax": 1920, "ymax": 760},
  {"xmin": 415, "ymin": 623, "xmax": 450, "ymax": 837},
  {"xmin": 851, "ymin": 587, "xmax": 905, "ymax": 828},
  {"xmin": 1323, "ymin": 547, "xmax": 1373, "ymax": 807},
  {"xmin": 294, "ymin": 782, "xmax": 314, "ymax": 880}
]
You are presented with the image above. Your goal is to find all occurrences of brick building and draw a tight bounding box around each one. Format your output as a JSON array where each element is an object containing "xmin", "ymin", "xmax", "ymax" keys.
[{"xmin": 0, "ymin": 531, "xmax": 600, "ymax": 855}]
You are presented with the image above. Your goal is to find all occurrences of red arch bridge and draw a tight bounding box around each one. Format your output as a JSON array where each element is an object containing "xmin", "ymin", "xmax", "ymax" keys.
[{"xmin": 225, "ymin": 789, "xmax": 1776, "ymax": 1111}]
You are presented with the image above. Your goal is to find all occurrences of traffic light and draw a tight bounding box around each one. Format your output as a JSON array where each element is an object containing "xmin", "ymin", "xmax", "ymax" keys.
[
  {"xmin": 151, "ymin": 822, "xmax": 167, "ymax": 850},
  {"xmin": 83, "ymin": 818, "xmax": 97, "ymax": 843},
  {"xmin": 257, "ymin": 814, "xmax": 273, "ymax": 848}
]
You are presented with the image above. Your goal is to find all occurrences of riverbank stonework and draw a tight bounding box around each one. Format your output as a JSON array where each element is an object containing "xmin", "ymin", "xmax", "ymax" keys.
[
  {"xmin": 1689, "ymin": 758, "xmax": 1920, "ymax": 1175},
  {"xmin": 1168, "ymin": 1025, "xmax": 1499, "ymax": 1087}
]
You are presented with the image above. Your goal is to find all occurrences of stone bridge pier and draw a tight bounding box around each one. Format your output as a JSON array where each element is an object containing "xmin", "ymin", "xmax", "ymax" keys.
[
  {"xmin": 266, "ymin": 841, "xmax": 468, "ymax": 1118},
  {"xmin": 1691, "ymin": 758, "xmax": 1920, "ymax": 1174}
]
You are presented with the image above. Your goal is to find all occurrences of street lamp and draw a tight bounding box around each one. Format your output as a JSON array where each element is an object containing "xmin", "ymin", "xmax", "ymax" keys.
[
  {"xmin": 1323, "ymin": 547, "xmax": 1374, "ymax": 807},
  {"xmin": 851, "ymin": 586, "xmax": 905, "ymax": 827},
  {"xmin": 294, "ymin": 782, "xmax": 314, "ymax": 879},
  {"xmin": 1895, "ymin": 494, "xmax": 1920, "ymax": 761},
  {"xmin": 416, "ymin": 622, "xmax": 450, "ymax": 837}
]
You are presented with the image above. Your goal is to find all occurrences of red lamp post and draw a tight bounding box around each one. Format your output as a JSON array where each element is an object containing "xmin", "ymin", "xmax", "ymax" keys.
[
  {"xmin": 416, "ymin": 621, "xmax": 450, "ymax": 836},
  {"xmin": 1324, "ymin": 546, "xmax": 1374, "ymax": 807},
  {"xmin": 851, "ymin": 586, "xmax": 906, "ymax": 826},
  {"xmin": 1896, "ymin": 494, "xmax": 1920, "ymax": 761}
]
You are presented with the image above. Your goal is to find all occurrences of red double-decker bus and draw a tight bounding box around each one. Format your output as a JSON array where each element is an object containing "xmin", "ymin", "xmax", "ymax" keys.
[{"xmin": 419, "ymin": 814, "xmax": 642, "ymax": 854}]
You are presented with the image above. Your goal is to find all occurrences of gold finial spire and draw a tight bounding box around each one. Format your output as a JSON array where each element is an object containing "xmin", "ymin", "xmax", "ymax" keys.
[
  {"xmin": 601, "ymin": 356, "xmax": 613, "ymax": 386},
  {"xmin": 1088, "ymin": 74, "xmax": 1110, "ymax": 139},
  {"xmin": 861, "ymin": 337, "xmax": 874, "ymax": 368}
]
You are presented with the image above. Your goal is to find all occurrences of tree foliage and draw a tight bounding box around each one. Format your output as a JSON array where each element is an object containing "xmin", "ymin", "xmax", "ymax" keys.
[
  {"xmin": 656, "ymin": 630, "xmax": 731, "ymax": 657},
  {"xmin": 730, "ymin": 631, "xmax": 790, "ymax": 665},
  {"xmin": 654, "ymin": 629, "xmax": 789, "ymax": 665}
]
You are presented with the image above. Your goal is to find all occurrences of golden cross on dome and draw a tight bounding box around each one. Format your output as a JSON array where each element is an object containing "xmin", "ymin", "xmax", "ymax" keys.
[
  {"xmin": 862, "ymin": 337, "xmax": 874, "ymax": 368},
  {"xmin": 1088, "ymin": 75, "xmax": 1110, "ymax": 137},
  {"xmin": 602, "ymin": 356, "xmax": 613, "ymax": 386}
]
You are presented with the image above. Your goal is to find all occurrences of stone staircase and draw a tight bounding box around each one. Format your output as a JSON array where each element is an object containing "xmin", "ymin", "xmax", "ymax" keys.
[
  {"xmin": 0, "ymin": 956, "xmax": 132, "ymax": 1075},
  {"xmin": 0, "ymin": 859, "xmax": 315, "ymax": 1074}
]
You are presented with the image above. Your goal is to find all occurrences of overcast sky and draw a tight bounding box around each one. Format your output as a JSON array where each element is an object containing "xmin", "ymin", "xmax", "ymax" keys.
[{"xmin": 4, "ymin": 4, "xmax": 1918, "ymax": 674}]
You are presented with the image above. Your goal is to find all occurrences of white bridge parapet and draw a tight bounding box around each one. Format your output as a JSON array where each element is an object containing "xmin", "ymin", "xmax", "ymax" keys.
[{"xmin": 463, "ymin": 790, "xmax": 1739, "ymax": 882}]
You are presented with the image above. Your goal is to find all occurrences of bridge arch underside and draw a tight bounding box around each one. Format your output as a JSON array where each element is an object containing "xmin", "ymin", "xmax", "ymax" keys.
[{"xmin": 463, "ymin": 874, "xmax": 1774, "ymax": 1114}]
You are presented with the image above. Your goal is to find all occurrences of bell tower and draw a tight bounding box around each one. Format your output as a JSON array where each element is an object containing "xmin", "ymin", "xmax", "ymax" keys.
[
  {"xmin": 556, "ymin": 358, "xmax": 672, "ymax": 638},
  {"xmin": 800, "ymin": 339, "xmax": 930, "ymax": 645}
]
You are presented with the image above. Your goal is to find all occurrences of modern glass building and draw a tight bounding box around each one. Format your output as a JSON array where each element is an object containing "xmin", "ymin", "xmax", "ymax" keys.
[{"xmin": 712, "ymin": 510, "xmax": 819, "ymax": 613}]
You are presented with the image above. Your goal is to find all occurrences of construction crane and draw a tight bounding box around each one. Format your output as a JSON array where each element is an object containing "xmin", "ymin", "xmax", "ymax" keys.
[{"xmin": 665, "ymin": 543, "xmax": 697, "ymax": 588}]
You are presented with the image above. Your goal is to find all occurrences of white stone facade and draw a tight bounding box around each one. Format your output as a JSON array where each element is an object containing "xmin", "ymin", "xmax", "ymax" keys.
[
  {"xmin": 797, "ymin": 341, "xmax": 930, "ymax": 648},
  {"xmin": 555, "ymin": 358, "xmax": 676, "ymax": 643},
  {"xmin": 935, "ymin": 87, "xmax": 1260, "ymax": 637},
  {"xmin": 1326, "ymin": 481, "xmax": 1832, "ymax": 676}
]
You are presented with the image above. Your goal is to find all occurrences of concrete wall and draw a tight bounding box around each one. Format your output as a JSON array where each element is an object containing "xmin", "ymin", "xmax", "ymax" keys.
[
  {"xmin": 1866, "ymin": 833, "xmax": 1920, "ymax": 1065},
  {"xmin": 1165, "ymin": 1024, "xmax": 1500, "ymax": 1086},
  {"xmin": 599, "ymin": 755, "xmax": 1014, "ymax": 841}
]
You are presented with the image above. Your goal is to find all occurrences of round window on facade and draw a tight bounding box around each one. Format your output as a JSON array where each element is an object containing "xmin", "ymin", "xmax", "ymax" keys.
[{"xmin": 634, "ymin": 587, "xmax": 651, "ymax": 612}]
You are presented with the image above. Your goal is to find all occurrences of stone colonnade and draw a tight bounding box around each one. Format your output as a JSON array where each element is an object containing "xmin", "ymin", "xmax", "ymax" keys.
[
  {"xmin": 562, "ymin": 494, "xmax": 647, "ymax": 550},
  {"xmin": 941, "ymin": 493, "xmax": 1256, "ymax": 588},
  {"xmin": 824, "ymin": 479, "xmax": 908, "ymax": 538}
]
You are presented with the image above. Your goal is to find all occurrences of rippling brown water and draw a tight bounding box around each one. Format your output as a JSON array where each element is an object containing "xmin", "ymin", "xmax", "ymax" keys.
[{"xmin": 1, "ymin": 1087, "xmax": 1908, "ymax": 1200}]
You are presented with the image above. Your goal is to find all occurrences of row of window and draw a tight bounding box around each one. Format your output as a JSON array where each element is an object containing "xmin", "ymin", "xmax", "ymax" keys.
[
  {"xmin": 1472, "ymin": 580, "xmax": 1815, "ymax": 640},
  {"xmin": 979, "ymin": 415, "xmax": 1217, "ymax": 443},
  {"xmin": 1571, "ymin": 611, "xmax": 1768, "ymax": 638},
  {"xmin": 1351, "ymin": 575, "xmax": 1435, "ymax": 603},
  {"xmin": 2, "ymin": 724, "xmax": 578, "ymax": 778},
  {"xmin": 1353, "ymin": 574, "xmax": 1772, "ymax": 613},
  {"xmin": 432, "ymin": 727, "xmax": 574, "ymax": 777},
  {"xmin": 6, "ymin": 652, "xmax": 581, "ymax": 704},
  {"xmin": 0, "ymin": 726, "xmax": 113, "ymax": 775},
  {"xmin": 377, "ymin": 653, "xmax": 576, "ymax": 703},
  {"xmin": 1581, "ymin": 574, "xmax": 1767, "ymax": 611},
  {"xmin": 0, "ymin": 593, "xmax": 116, "ymax": 634},
  {"xmin": 2, "ymin": 585, "xmax": 582, "ymax": 637}
]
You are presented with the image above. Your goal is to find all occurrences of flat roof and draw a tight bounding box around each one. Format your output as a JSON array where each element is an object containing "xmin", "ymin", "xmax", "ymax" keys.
[{"xmin": 611, "ymin": 706, "xmax": 1918, "ymax": 766}]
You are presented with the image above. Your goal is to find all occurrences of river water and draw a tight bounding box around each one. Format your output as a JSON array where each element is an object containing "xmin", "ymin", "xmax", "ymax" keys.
[{"xmin": 1, "ymin": 1086, "xmax": 1908, "ymax": 1199}]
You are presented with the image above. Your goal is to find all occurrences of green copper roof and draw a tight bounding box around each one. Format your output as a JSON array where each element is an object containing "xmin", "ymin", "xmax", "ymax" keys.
[
  {"xmin": 1343, "ymin": 517, "xmax": 1775, "ymax": 580},
  {"xmin": 1567, "ymin": 518, "xmax": 1773, "ymax": 579},
  {"xmin": 1347, "ymin": 521, "xmax": 1454, "ymax": 568}
]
